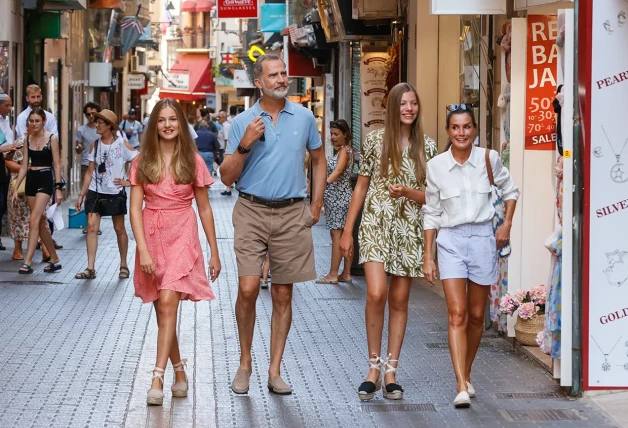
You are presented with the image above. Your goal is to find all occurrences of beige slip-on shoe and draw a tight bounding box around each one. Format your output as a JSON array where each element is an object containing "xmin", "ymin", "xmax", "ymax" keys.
[
  {"xmin": 147, "ymin": 367, "xmax": 165, "ymax": 406},
  {"xmin": 231, "ymin": 368, "xmax": 252, "ymax": 394},
  {"xmin": 267, "ymin": 376, "xmax": 293, "ymax": 395},
  {"xmin": 171, "ymin": 359, "xmax": 188, "ymax": 398}
]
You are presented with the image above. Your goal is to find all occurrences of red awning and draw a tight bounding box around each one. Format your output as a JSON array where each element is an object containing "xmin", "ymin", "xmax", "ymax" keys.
[
  {"xmin": 196, "ymin": 0, "xmax": 215, "ymax": 12},
  {"xmin": 160, "ymin": 54, "xmax": 215, "ymax": 102},
  {"xmin": 180, "ymin": 0, "xmax": 197, "ymax": 12}
]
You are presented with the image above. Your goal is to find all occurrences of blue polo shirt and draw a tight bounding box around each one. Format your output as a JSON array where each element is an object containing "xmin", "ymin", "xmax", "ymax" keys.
[{"xmin": 226, "ymin": 98, "xmax": 322, "ymax": 199}]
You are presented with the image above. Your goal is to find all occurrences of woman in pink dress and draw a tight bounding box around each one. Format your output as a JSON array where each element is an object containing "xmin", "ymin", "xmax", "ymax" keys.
[{"xmin": 129, "ymin": 98, "xmax": 221, "ymax": 406}]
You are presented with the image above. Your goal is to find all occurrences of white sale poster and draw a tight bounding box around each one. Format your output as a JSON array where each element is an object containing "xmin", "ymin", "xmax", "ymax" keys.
[{"xmin": 586, "ymin": 0, "xmax": 628, "ymax": 389}]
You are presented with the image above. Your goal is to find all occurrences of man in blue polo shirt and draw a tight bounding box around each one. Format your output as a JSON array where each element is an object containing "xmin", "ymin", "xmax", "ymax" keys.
[{"xmin": 221, "ymin": 54, "xmax": 326, "ymax": 396}]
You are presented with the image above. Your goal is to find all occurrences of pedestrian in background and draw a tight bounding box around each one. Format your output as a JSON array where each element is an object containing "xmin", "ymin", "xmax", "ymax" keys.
[
  {"xmin": 316, "ymin": 119, "xmax": 354, "ymax": 284},
  {"xmin": 16, "ymin": 85, "xmax": 58, "ymax": 138},
  {"xmin": 76, "ymin": 103, "xmax": 101, "ymax": 182},
  {"xmin": 227, "ymin": 105, "xmax": 237, "ymax": 123},
  {"xmin": 217, "ymin": 110, "xmax": 232, "ymax": 185},
  {"xmin": 0, "ymin": 93, "xmax": 16, "ymax": 251},
  {"xmin": 194, "ymin": 108, "xmax": 217, "ymax": 134},
  {"xmin": 261, "ymin": 252, "xmax": 270, "ymax": 289},
  {"xmin": 340, "ymin": 83, "xmax": 437, "ymax": 401},
  {"xmin": 221, "ymin": 54, "xmax": 326, "ymax": 396},
  {"xmin": 195, "ymin": 120, "xmax": 219, "ymax": 176},
  {"xmin": 11, "ymin": 108, "xmax": 64, "ymax": 274},
  {"xmin": 75, "ymin": 102, "xmax": 102, "ymax": 235},
  {"xmin": 74, "ymin": 109, "xmax": 137, "ymax": 280},
  {"xmin": 5, "ymin": 136, "xmax": 33, "ymax": 260},
  {"xmin": 422, "ymin": 105, "xmax": 518, "ymax": 408},
  {"xmin": 120, "ymin": 109, "xmax": 143, "ymax": 150},
  {"xmin": 129, "ymin": 98, "xmax": 221, "ymax": 406}
]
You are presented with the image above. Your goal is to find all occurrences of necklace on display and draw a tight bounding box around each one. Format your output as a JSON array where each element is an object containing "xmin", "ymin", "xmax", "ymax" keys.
[
  {"xmin": 603, "ymin": 249, "xmax": 628, "ymax": 287},
  {"xmin": 591, "ymin": 335, "xmax": 623, "ymax": 372},
  {"xmin": 601, "ymin": 125, "xmax": 628, "ymax": 183}
]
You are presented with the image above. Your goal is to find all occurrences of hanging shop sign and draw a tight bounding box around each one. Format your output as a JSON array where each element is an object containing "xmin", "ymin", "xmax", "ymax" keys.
[
  {"xmin": 524, "ymin": 15, "xmax": 558, "ymax": 150},
  {"xmin": 88, "ymin": 0, "xmax": 124, "ymax": 8},
  {"xmin": 583, "ymin": 0, "xmax": 628, "ymax": 391},
  {"xmin": 233, "ymin": 69, "xmax": 255, "ymax": 88},
  {"xmin": 217, "ymin": 0, "xmax": 258, "ymax": 19},
  {"xmin": 260, "ymin": 3, "xmax": 286, "ymax": 33},
  {"xmin": 206, "ymin": 93, "xmax": 216, "ymax": 109},
  {"xmin": 127, "ymin": 74, "xmax": 145, "ymax": 90},
  {"xmin": 430, "ymin": 0, "xmax": 506, "ymax": 15},
  {"xmin": 163, "ymin": 73, "xmax": 190, "ymax": 91},
  {"xmin": 514, "ymin": 0, "xmax": 574, "ymax": 10},
  {"xmin": 360, "ymin": 51, "xmax": 389, "ymax": 141}
]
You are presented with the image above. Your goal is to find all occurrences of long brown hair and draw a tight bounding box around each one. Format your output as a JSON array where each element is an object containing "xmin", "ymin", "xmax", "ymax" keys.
[
  {"xmin": 135, "ymin": 98, "xmax": 197, "ymax": 184},
  {"xmin": 379, "ymin": 83, "xmax": 427, "ymax": 184}
]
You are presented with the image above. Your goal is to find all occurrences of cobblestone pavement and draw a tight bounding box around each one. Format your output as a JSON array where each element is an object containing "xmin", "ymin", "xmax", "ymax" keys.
[{"xmin": 0, "ymin": 180, "xmax": 621, "ymax": 428}]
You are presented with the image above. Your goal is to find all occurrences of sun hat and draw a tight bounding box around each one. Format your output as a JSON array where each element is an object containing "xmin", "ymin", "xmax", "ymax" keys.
[{"xmin": 92, "ymin": 109, "xmax": 121, "ymax": 133}]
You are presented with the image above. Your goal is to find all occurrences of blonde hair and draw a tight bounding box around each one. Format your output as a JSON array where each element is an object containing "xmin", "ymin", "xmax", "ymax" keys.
[
  {"xmin": 26, "ymin": 84, "xmax": 42, "ymax": 96},
  {"xmin": 379, "ymin": 83, "xmax": 427, "ymax": 184},
  {"xmin": 134, "ymin": 98, "xmax": 197, "ymax": 184}
]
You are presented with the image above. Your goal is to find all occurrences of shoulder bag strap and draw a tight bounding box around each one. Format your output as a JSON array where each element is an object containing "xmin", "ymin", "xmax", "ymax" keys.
[{"xmin": 485, "ymin": 148, "xmax": 495, "ymax": 187}]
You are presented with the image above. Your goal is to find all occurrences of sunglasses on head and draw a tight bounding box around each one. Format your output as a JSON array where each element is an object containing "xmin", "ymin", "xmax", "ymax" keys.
[{"xmin": 447, "ymin": 103, "xmax": 474, "ymax": 112}]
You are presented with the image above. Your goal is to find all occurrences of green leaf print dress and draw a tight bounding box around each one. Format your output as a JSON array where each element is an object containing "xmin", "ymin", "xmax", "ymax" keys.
[{"xmin": 357, "ymin": 128, "xmax": 438, "ymax": 277}]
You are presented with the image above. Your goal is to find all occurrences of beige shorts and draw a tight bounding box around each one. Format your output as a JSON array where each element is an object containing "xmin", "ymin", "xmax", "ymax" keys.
[{"xmin": 232, "ymin": 197, "xmax": 316, "ymax": 284}]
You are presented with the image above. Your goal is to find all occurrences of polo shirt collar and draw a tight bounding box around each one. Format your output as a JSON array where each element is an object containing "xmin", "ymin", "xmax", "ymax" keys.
[
  {"xmin": 253, "ymin": 97, "xmax": 294, "ymax": 116},
  {"xmin": 446, "ymin": 144, "xmax": 480, "ymax": 170}
]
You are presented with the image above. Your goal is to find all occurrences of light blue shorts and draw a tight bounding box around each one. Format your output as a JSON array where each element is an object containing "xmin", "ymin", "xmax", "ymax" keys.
[{"xmin": 436, "ymin": 221, "xmax": 498, "ymax": 286}]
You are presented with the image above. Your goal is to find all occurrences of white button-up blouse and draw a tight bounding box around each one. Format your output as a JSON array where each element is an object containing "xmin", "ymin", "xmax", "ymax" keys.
[{"xmin": 422, "ymin": 146, "xmax": 519, "ymax": 230}]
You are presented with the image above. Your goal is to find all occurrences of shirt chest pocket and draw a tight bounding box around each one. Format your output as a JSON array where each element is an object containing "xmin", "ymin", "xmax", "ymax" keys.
[
  {"xmin": 441, "ymin": 187, "xmax": 461, "ymax": 201},
  {"xmin": 476, "ymin": 185, "xmax": 493, "ymax": 203}
]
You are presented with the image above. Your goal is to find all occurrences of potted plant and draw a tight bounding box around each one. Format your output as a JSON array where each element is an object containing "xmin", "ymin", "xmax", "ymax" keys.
[{"xmin": 499, "ymin": 285, "xmax": 547, "ymax": 346}]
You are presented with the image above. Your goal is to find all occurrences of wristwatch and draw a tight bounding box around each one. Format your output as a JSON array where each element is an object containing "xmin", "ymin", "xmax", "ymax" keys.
[{"xmin": 237, "ymin": 145, "xmax": 251, "ymax": 154}]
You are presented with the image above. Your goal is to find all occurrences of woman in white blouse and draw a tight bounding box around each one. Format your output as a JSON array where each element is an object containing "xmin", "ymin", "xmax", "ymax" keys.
[{"xmin": 422, "ymin": 105, "xmax": 519, "ymax": 408}]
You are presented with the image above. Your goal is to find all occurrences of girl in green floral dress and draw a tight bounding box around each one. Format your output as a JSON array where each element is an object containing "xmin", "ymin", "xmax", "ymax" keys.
[{"xmin": 340, "ymin": 83, "xmax": 437, "ymax": 401}]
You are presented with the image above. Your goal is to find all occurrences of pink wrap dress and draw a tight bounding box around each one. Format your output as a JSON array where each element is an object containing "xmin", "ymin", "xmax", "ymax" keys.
[{"xmin": 130, "ymin": 153, "xmax": 216, "ymax": 303}]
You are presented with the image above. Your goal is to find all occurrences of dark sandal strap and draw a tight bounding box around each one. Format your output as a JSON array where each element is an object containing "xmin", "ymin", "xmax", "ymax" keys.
[
  {"xmin": 358, "ymin": 381, "xmax": 378, "ymax": 394},
  {"xmin": 19, "ymin": 264, "xmax": 32, "ymax": 272},
  {"xmin": 44, "ymin": 263, "xmax": 62, "ymax": 272},
  {"xmin": 75, "ymin": 268, "xmax": 95, "ymax": 278}
]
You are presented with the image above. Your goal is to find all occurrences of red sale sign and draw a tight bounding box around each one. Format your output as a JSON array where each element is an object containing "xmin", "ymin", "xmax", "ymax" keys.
[
  {"xmin": 525, "ymin": 15, "xmax": 558, "ymax": 150},
  {"xmin": 217, "ymin": 0, "xmax": 258, "ymax": 19}
]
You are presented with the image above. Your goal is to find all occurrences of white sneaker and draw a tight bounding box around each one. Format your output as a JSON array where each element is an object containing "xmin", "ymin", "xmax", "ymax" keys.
[
  {"xmin": 466, "ymin": 381, "xmax": 476, "ymax": 398},
  {"xmin": 454, "ymin": 391, "xmax": 471, "ymax": 408}
]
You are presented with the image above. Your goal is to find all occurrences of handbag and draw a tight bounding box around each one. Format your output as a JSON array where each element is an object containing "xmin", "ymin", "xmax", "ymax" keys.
[
  {"xmin": 485, "ymin": 149, "xmax": 511, "ymax": 259},
  {"xmin": 92, "ymin": 139, "xmax": 127, "ymax": 217},
  {"xmin": 10, "ymin": 178, "xmax": 26, "ymax": 196}
]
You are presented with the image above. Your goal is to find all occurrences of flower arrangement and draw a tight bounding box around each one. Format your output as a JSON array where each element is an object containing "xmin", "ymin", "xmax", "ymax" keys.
[{"xmin": 499, "ymin": 285, "xmax": 547, "ymax": 319}]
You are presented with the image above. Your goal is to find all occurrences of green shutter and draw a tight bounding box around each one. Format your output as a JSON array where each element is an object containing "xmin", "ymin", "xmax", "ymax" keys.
[{"xmin": 351, "ymin": 42, "xmax": 361, "ymax": 171}]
